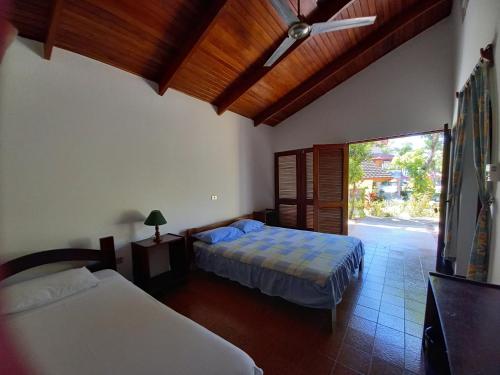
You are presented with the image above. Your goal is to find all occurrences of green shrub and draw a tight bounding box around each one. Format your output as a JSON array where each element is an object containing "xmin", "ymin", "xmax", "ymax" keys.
[
  {"xmin": 354, "ymin": 198, "xmax": 366, "ymax": 218},
  {"xmin": 369, "ymin": 201, "xmax": 385, "ymax": 217},
  {"xmin": 407, "ymin": 194, "xmax": 437, "ymax": 218},
  {"xmin": 349, "ymin": 197, "xmax": 366, "ymax": 219}
]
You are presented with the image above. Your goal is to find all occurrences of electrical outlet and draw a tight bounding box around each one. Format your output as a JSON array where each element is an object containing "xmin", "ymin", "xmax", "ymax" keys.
[{"xmin": 211, "ymin": 195, "xmax": 218, "ymax": 201}]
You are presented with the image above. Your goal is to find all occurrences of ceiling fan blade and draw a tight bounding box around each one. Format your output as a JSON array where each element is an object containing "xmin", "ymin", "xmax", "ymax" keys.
[
  {"xmin": 264, "ymin": 37, "xmax": 297, "ymax": 67},
  {"xmin": 310, "ymin": 16, "xmax": 376, "ymax": 35},
  {"xmin": 269, "ymin": 0, "xmax": 300, "ymax": 27}
]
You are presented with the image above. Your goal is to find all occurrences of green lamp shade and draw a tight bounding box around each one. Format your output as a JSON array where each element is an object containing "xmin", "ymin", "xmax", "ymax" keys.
[{"xmin": 144, "ymin": 210, "xmax": 167, "ymax": 226}]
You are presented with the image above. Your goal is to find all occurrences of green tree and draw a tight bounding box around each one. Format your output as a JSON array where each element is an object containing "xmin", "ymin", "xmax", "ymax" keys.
[
  {"xmin": 423, "ymin": 133, "xmax": 443, "ymax": 173},
  {"xmin": 392, "ymin": 149, "xmax": 434, "ymax": 196},
  {"xmin": 398, "ymin": 143, "xmax": 413, "ymax": 156},
  {"xmin": 349, "ymin": 143, "xmax": 373, "ymax": 218}
]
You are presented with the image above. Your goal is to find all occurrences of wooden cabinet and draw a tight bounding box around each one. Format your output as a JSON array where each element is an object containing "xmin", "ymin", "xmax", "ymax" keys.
[
  {"xmin": 132, "ymin": 234, "xmax": 187, "ymax": 295},
  {"xmin": 423, "ymin": 272, "xmax": 500, "ymax": 375}
]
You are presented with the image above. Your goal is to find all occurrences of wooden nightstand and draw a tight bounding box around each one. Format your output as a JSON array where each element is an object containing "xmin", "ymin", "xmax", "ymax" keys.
[
  {"xmin": 253, "ymin": 209, "xmax": 278, "ymax": 226},
  {"xmin": 132, "ymin": 233, "xmax": 187, "ymax": 295}
]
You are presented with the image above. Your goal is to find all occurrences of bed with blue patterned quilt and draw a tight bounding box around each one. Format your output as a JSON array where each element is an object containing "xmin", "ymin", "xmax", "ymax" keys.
[{"xmin": 194, "ymin": 226, "xmax": 364, "ymax": 309}]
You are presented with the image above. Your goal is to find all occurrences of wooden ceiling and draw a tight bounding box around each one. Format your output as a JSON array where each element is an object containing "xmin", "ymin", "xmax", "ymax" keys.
[{"xmin": 5, "ymin": 0, "xmax": 452, "ymax": 126}]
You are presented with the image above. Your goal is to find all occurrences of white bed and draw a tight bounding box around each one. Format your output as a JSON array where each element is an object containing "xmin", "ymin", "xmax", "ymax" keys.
[{"xmin": 4, "ymin": 269, "xmax": 262, "ymax": 375}]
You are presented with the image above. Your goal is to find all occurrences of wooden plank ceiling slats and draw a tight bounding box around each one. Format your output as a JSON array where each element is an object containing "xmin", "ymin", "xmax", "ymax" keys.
[
  {"xmin": 3, "ymin": 0, "xmax": 51, "ymax": 42},
  {"xmin": 268, "ymin": 0, "xmax": 451, "ymax": 126},
  {"xmin": 230, "ymin": 0, "xmax": 423, "ymax": 120},
  {"xmin": 213, "ymin": 0, "xmax": 354, "ymax": 116},
  {"xmin": 252, "ymin": 0, "xmax": 450, "ymax": 126},
  {"xmin": 6, "ymin": 0, "xmax": 452, "ymax": 127},
  {"xmin": 158, "ymin": 0, "xmax": 228, "ymax": 95}
]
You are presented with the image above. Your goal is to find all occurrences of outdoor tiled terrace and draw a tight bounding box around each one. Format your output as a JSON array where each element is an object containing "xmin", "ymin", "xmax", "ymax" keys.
[{"xmin": 163, "ymin": 220, "xmax": 437, "ymax": 375}]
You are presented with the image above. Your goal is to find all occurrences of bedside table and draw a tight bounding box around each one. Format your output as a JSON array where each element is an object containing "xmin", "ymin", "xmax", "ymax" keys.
[
  {"xmin": 253, "ymin": 209, "xmax": 278, "ymax": 226},
  {"xmin": 132, "ymin": 233, "xmax": 187, "ymax": 295}
]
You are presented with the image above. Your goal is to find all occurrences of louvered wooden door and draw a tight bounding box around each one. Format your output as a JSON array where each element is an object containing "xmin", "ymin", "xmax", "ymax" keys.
[
  {"xmin": 276, "ymin": 151, "xmax": 299, "ymax": 228},
  {"xmin": 313, "ymin": 144, "xmax": 349, "ymax": 234},
  {"xmin": 304, "ymin": 150, "xmax": 314, "ymax": 230},
  {"xmin": 275, "ymin": 149, "xmax": 313, "ymax": 229}
]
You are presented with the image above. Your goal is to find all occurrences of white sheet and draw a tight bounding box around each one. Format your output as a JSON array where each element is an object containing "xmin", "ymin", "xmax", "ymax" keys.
[{"xmin": 4, "ymin": 269, "xmax": 262, "ymax": 375}]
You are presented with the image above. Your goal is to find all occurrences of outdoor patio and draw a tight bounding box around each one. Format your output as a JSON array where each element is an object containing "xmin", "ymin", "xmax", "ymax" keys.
[
  {"xmin": 350, "ymin": 216, "xmax": 438, "ymax": 250},
  {"xmin": 349, "ymin": 216, "xmax": 438, "ymax": 302}
]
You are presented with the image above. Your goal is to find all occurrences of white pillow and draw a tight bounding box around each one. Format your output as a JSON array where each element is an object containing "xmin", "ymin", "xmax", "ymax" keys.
[{"xmin": 1, "ymin": 267, "xmax": 99, "ymax": 315}]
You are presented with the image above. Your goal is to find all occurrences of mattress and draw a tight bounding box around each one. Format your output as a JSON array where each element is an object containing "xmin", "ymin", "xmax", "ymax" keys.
[
  {"xmin": 194, "ymin": 226, "xmax": 364, "ymax": 309},
  {"xmin": 3, "ymin": 269, "xmax": 262, "ymax": 375}
]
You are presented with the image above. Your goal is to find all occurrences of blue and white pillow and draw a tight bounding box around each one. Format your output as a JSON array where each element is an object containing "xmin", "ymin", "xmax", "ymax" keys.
[
  {"xmin": 229, "ymin": 219, "xmax": 264, "ymax": 234},
  {"xmin": 194, "ymin": 226, "xmax": 244, "ymax": 244}
]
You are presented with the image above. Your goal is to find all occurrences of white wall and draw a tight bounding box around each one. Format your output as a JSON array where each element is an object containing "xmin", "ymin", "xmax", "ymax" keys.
[
  {"xmin": 0, "ymin": 38, "xmax": 274, "ymax": 278},
  {"xmin": 3, "ymin": 1, "xmax": 499, "ymax": 283},
  {"xmin": 272, "ymin": 16, "xmax": 455, "ymax": 151},
  {"xmin": 452, "ymin": 0, "xmax": 500, "ymax": 283}
]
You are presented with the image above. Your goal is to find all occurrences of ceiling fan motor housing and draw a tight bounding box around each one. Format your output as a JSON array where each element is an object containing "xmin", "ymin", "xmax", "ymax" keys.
[{"xmin": 288, "ymin": 22, "xmax": 311, "ymax": 39}]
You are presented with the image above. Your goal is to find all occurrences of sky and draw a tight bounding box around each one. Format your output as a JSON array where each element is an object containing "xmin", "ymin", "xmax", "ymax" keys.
[
  {"xmin": 389, "ymin": 135, "xmax": 427, "ymax": 149},
  {"xmin": 387, "ymin": 133, "xmax": 443, "ymax": 152}
]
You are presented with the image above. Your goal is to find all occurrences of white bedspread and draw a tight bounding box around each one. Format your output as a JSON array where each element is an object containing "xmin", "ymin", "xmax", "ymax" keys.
[{"xmin": 4, "ymin": 269, "xmax": 262, "ymax": 375}]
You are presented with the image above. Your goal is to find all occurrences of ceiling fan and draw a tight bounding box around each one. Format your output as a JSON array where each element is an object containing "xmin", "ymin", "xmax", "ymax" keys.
[{"xmin": 265, "ymin": 0, "xmax": 377, "ymax": 67}]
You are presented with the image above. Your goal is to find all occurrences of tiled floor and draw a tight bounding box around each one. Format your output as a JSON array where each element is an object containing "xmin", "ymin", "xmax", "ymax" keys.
[{"xmin": 162, "ymin": 223, "xmax": 437, "ymax": 375}]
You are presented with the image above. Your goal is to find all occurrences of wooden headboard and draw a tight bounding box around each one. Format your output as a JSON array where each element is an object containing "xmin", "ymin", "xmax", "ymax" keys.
[
  {"xmin": 0, "ymin": 236, "xmax": 116, "ymax": 281},
  {"xmin": 185, "ymin": 213, "xmax": 254, "ymax": 265}
]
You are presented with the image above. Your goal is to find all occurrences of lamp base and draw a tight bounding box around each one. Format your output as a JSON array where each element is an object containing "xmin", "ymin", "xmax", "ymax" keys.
[{"xmin": 154, "ymin": 225, "xmax": 161, "ymax": 243}]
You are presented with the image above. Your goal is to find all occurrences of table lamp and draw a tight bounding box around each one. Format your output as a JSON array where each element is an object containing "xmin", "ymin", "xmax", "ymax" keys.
[{"xmin": 144, "ymin": 210, "xmax": 167, "ymax": 243}]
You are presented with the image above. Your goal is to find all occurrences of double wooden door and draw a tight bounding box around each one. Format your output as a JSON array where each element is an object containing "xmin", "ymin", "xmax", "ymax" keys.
[
  {"xmin": 275, "ymin": 148, "xmax": 314, "ymax": 230},
  {"xmin": 275, "ymin": 144, "xmax": 349, "ymax": 234}
]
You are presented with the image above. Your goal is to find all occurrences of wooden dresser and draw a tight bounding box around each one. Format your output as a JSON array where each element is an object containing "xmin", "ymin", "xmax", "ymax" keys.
[{"xmin": 423, "ymin": 272, "xmax": 500, "ymax": 375}]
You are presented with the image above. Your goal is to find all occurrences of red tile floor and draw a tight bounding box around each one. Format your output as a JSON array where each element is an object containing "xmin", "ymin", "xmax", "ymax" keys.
[{"xmin": 161, "ymin": 240, "xmax": 435, "ymax": 375}]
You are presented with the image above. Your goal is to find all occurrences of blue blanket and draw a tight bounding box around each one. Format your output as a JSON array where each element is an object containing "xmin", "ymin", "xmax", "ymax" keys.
[{"xmin": 194, "ymin": 226, "xmax": 364, "ymax": 309}]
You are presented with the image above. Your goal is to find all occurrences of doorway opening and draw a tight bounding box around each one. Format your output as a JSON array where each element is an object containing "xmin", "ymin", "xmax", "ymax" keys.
[{"xmin": 348, "ymin": 132, "xmax": 444, "ymax": 269}]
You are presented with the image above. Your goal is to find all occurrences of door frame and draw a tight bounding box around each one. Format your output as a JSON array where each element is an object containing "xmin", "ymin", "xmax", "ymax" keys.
[
  {"xmin": 347, "ymin": 126, "xmax": 448, "ymax": 273},
  {"xmin": 435, "ymin": 124, "xmax": 453, "ymax": 274}
]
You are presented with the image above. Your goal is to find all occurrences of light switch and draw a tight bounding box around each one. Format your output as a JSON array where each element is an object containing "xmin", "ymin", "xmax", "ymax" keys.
[{"xmin": 211, "ymin": 195, "xmax": 218, "ymax": 200}]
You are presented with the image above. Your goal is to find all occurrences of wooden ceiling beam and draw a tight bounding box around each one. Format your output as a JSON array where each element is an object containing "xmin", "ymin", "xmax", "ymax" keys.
[
  {"xmin": 214, "ymin": 0, "xmax": 353, "ymax": 115},
  {"xmin": 158, "ymin": 0, "xmax": 228, "ymax": 96},
  {"xmin": 44, "ymin": 0, "xmax": 64, "ymax": 60},
  {"xmin": 253, "ymin": 0, "xmax": 447, "ymax": 126}
]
